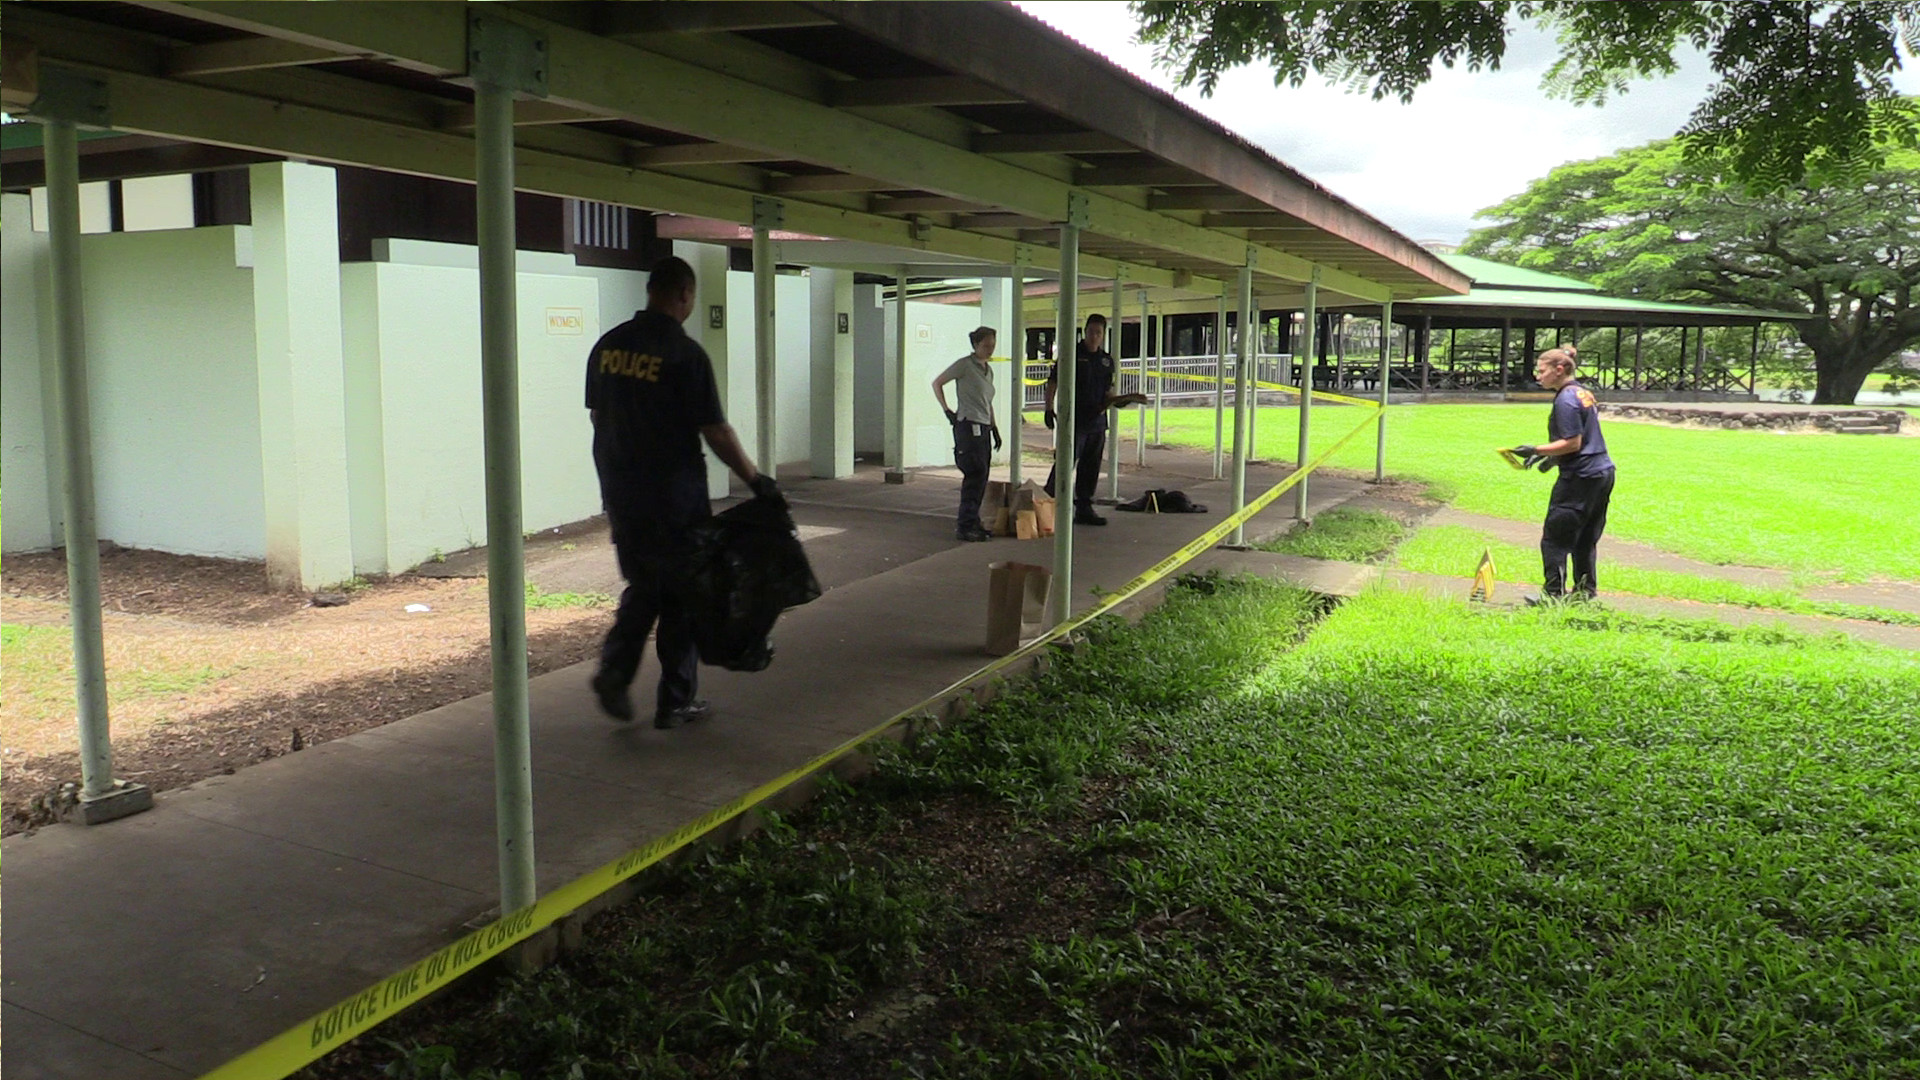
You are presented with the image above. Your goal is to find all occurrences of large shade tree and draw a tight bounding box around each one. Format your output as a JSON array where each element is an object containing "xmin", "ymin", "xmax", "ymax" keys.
[
  {"xmin": 1132, "ymin": 1, "xmax": 1920, "ymax": 189},
  {"xmin": 1460, "ymin": 141, "xmax": 1920, "ymax": 404}
]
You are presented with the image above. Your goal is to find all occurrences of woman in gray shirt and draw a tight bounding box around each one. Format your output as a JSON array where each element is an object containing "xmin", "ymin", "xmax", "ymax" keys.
[{"xmin": 932, "ymin": 326, "xmax": 1002, "ymax": 541}]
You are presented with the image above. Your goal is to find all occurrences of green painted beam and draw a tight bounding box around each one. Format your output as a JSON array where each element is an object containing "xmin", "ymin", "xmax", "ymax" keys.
[
  {"xmin": 161, "ymin": 1, "xmax": 1389, "ymax": 298},
  {"xmin": 50, "ymin": 60, "xmax": 1218, "ymax": 297}
]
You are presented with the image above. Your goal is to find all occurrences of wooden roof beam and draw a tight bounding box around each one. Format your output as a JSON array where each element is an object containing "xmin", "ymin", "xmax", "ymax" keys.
[
  {"xmin": 166, "ymin": 36, "xmax": 363, "ymax": 77},
  {"xmin": 1148, "ymin": 191, "xmax": 1271, "ymax": 212},
  {"xmin": 972, "ymin": 131, "xmax": 1134, "ymax": 154},
  {"xmin": 152, "ymin": 1, "xmax": 1375, "ymax": 297},
  {"xmin": 1076, "ymin": 164, "xmax": 1215, "ymax": 188},
  {"xmin": 598, "ymin": 2, "xmax": 835, "ymax": 37},
  {"xmin": 439, "ymin": 99, "xmax": 609, "ymax": 131},
  {"xmin": 766, "ymin": 173, "xmax": 896, "ymax": 193},
  {"xmin": 830, "ymin": 75, "xmax": 1025, "ymax": 109},
  {"xmin": 627, "ymin": 141, "xmax": 785, "ymax": 166}
]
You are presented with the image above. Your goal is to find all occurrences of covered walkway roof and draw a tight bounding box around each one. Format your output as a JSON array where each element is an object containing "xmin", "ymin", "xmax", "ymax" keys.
[
  {"xmin": 1, "ymin": 0, "xmax": 1467, "ymax": 303},
  {"xmin": 1361, "ymin": 253, "xmax": 1806, "ymax": 329}
]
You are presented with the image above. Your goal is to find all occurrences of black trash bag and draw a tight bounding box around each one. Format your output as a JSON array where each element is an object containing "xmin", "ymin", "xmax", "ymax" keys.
[
  {"xmin": 1115, "ymin": 488, "xmax": 1209, "ymax": 513},
  {"xmin": 679, "ymin": 496, "xmax": 822, "ymax": 672}
]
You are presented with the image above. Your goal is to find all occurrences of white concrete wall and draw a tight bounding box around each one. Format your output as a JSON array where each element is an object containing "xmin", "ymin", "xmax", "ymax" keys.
[
  {"xmin": 83, "ymin": 228, "xmax": 264, "ymax": 556},
  {"xmin": 340, "ymin": 243, "xmax": 603, "ymax": 573},
  {"xmin": 723, "ymin": 270, "xmax": 812, "ymax": 471},
  {"xmin": 885, "ymin": 298, "xmax": 991, "ymax": 469},
  {"xmin": 2, "ymin": 193, "xmax": 58, "ymax": 553}
]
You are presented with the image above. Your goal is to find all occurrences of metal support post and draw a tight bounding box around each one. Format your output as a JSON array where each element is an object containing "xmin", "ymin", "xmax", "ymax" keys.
[
  {"xmin": 1229, "ymin": 260, "xmax": 1255, "ymax": 547},
  {"xmin": 469, "ymin": 11, "xmax": 547, "ymax": 913},
  {"xmin": 751, "ymin": 197, "xmax": 782, "ymax": 477},
  {"xmin": 1050, "ymin": 197, "xmax": 1086, "ymax": 626},
  {"xmin": 1007, "ymin": 258, "xmax": 1026, "ymax": 486},
  {"xmin": 1633, "ymin": 325, "xmax": 1645, "ymax": 390},
  {"xmin": 1499, "ymin": 319, "xmax": 1512, "ymax": 394},
  {"xmin": 1106, "ymin": 271, "xmax": 1122, "ymax": 501},
  {"xmin": 1421, "ymin": 316, "xmax": 1432, "ymax": 395},
  {"xmin": 1152, "ymin": 311, "xmax": 1164, "ymax": 446},
  {"xmin": 1295, "ymin": 277, "xmax": 1319, "ymax": 521},
  {"xmin": 1374, "ymin": 301, "xmax": 1392, "ymax": 483},
  {"xmin": 1246, "ymin": 314, "xmax": 1259, "ymax": 462},
  {"xmin": 1213, "ymin": 293, "xmax": 1227, "ymax": 479},
  {"xmin": 1135, "ymin": 293, "xmax": 1149, "ymax": 466},
  {"xmin": 35, "ymin": 68, "xmax": 151, "ymax": 824},
  {"xmin": 1693, "ymin": 326, "xmax": 1706, "ymax": 389},
  {"xmin": 1748, "ymin": 324, "xmax": 1761, "ymax": 392}
]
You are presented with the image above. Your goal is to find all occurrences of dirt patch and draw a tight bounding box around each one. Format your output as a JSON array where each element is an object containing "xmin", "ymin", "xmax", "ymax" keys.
[{"xmin": 2, "ymin": 549, "xmax": 610, "ymax": 835}]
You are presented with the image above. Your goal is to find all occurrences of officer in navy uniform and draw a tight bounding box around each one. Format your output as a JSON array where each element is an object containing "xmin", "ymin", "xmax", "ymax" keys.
[
  {"xmin": 585, "ymin": 256, "xmax": 780, "ymax": 729},
  {"xmin": 1513, "ymin": 345, "xmax": 1616, "ymax": 602},
  {"xmin": 1044, "ymin": 313, "xmax": 1119, "ymax": 526}
]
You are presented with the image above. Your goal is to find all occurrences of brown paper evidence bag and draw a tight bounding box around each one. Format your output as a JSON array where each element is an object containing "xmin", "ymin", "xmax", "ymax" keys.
[{"xmin": 979, "ymin": 480, "xmax": 1055, "ymax": 540}]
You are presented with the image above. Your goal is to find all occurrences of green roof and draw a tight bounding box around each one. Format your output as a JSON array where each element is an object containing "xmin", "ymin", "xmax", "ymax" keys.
[
  {"xmin": 1438, "ymin": 253, "xmax": 1600, "ymax": 293},
  {"xmin": 1393, "ymin": 252, "xmax": 1807, "ymax": 323}
]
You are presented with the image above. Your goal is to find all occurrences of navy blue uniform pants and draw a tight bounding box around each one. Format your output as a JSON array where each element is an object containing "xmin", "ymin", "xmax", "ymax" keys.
[
  {"xmin": 1044, "ymin": 427, "xmax": 1107, "ymax": 513},
  {"xmin": 1541, "ymin": 468, "xmax": 1615, "ymax": 598},
  {"xmin": 600, "ymin": 479, "xmax": 707, "ymax": 714},
  {"xmin": 953, "ymin": 421, "xmax": 993, "ymax": 530}
]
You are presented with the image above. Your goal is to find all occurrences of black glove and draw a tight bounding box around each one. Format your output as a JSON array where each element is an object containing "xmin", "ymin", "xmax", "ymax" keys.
[
  {"xmin": 747, "ymin": 472, "xmax": 785, "ymax": 508},
  {"xmin": 943, "ymin": 407, "xmax": 958, "ymax": 426},
  {"xmin": 1044, "ymin": 409, "xmax": 1057, "ymax": 430},
  {"xmin": 991, "ymin": 424, "xmax": 1003, "ymax": 451},
  {"xmin": 1512, "ymin": 444, "xmax": 1548, "ymax": 470},
  {"xmin": 1535, "ymin": 455, "xmax": 1556, "ymax": 473}
]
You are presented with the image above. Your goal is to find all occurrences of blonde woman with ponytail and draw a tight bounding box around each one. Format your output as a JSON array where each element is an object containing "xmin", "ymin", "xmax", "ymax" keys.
[{"xmin": 1513, "ymin": 345, "xmax": 1616, "ymax": 603}]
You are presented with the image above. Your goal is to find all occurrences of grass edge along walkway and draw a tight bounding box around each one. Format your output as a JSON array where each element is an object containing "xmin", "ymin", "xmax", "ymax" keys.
[{"xmin": 310, "ymin": 577, "xmax": 1920, "ymax": 1079}]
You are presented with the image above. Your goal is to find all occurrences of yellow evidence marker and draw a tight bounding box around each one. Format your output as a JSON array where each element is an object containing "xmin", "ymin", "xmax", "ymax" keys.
[{"xmin": 1469, "ymin": 548, "xmax": 1496, "ymax": 603}]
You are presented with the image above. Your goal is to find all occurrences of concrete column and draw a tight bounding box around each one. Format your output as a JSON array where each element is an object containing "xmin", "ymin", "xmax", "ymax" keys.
[
  {"xmin": 249, "ymin": 162, "xmax": 354, "ymax": 591},
  {"xmin": 885, "ymin": 269, "xmax": 911, "ymax": 480},
  {"xmin": 675, "ymin": 241, "xmax": 734, "ymax": 498},
  {"xmin": 807, "ymin": 268, "xmax": 854, "ymax": 478},
  {"xmin": 751, "ymin": 199, "xmax": 780, "ymax": 476},
  {"xmin": 1, "ymin": 192, "xmax": 59, "ymax": 554}
]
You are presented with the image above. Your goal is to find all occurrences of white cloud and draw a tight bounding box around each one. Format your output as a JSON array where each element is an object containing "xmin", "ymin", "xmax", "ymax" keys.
[{"xmin": 1017, "ymin": 1, "xmax": 1920, "ymax": 243}]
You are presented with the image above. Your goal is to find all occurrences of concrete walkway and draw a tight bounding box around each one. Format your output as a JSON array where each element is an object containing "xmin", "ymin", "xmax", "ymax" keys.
[
  {"xmin": 0, "ymin": 448, "xmax": 1361, "ymax": 1080},
  {"xmin": 12, "ymin": 437, "xmax": 1908, "ymax": 1079}
]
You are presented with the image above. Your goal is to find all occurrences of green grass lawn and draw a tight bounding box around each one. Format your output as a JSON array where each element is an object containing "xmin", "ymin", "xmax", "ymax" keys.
[
  {"xmin": 1399, "ymin": 524, "xmax": 1920, "ymax": 627},
  {"xmin": 1258, "ymin": 507, "xmax": 1407, "ymax": 562},
  {"xmin": 1149, "ymin": 404, "xmax": 1920, "ymax": 582},
  {"xmin": 322, "ymin": 578, "xmax": 1920, "ymax": 1079}
]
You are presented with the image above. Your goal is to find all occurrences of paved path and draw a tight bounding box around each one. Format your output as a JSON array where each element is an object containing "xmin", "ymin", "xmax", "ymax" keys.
[{"xmin": 0, "ymin": 454, "xmax": 1359, "ymax": 1080}]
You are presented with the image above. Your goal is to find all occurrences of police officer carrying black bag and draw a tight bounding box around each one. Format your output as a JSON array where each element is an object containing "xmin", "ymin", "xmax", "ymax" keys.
[{"xmin": 585, "ymin": 256, "xmax": 780, "ymax": 729}]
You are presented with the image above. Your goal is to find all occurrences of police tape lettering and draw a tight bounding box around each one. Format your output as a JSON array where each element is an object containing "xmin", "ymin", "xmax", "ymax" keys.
[{"xmin": 207, "ymin": 407, "xmax": 1384, "ymax": 1080}]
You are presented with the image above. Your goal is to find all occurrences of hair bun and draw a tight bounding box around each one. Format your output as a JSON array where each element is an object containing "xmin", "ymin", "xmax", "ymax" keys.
[{"xmin": 1564, "ymin": 344, "xmax": 1579, "ymax": 360}]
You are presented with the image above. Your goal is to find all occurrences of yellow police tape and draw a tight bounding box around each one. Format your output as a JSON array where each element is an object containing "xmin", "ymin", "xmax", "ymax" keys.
[
  {"xmin": 197, "ymin": 404, "xmax": 1386, "ymax": 1080},
  {"xmin": 1140, "ymin": 368, "xmax": 1383, "ymax": 409}
]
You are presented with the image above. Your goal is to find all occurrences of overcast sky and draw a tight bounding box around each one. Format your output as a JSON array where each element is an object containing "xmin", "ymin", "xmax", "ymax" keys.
[{"xmin": 1017, "ymin": 1, "xmax": 1920, "ymax": 245}]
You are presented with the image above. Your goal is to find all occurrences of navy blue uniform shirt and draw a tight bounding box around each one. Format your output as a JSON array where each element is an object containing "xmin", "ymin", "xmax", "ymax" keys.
[
  {"xmin": 585, "ymin": 309, "xmax": 725, "ymax": 493},
  {"xmin": 1049, "ymin": 339, "xmax": 1116, "ymax": 432},
  {"xmin": 1548, "ymin": 381, "xmax": 1614, "ymax": 477}
]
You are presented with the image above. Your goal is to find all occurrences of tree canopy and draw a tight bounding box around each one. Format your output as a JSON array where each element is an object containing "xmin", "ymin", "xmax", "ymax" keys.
[
  {"xmin": 1460, "ymin": 141, "xmax": 1920, "ymax": 404},
  {"xmin": 1132, "ymin": 1, "xmax": 1920, "ymax": 189}
]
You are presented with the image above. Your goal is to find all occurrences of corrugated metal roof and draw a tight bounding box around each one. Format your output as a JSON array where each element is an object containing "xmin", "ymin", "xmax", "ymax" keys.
[{"xmin": 1439, "ymin": 253, "xmax": 1600, "ymax": 293}]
